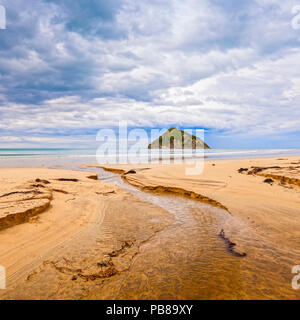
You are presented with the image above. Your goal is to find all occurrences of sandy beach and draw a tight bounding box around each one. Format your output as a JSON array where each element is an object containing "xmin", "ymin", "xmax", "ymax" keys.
[
  {"xmin": 88, "ymin": 155, "xmax": 300, "ymax": 299},
  {"xmin": 93, "ymin": 156, "xmax": 300, "ymax": 250},
  {"xmin": 3, "ymin": 0, "xmax": 300, "ymax": 306},
  {"xmin": 0, "ymin": 156, "xmax": 300, "ymax": 299},
  {"xmin": 0, "ymin": 168, "xmax": 172, "ymax": 299}
]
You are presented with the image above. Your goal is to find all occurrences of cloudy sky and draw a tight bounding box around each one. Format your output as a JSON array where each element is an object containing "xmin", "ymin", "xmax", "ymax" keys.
[{"xmin": 0, "ymin": 0, "xmax": 300, "ymax": 148}]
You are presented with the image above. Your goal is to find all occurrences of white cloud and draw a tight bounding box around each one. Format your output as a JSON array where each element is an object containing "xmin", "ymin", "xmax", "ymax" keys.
[{"xmin": 1, "ymin": 0, "xmax": 300, "ymax": 146}]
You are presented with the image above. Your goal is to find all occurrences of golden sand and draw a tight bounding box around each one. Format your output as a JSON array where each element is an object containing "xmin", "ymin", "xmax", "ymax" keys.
[
  {"xmin": 1, "ymin": 156, "xmax": 300, "ymax": 299},
  {"xmin": 0, "ymin": 168, "xmax": 172, "ymax": 299}
]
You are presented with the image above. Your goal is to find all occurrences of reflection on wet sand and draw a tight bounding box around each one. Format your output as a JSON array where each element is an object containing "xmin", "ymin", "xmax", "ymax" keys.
[
  {"xmin": 1, "ymin": 159, "xmax": 300, "ymax": 300},
  {"xmin": 86, "ymin": 173, "xmax": 300, "ymax": 300}
]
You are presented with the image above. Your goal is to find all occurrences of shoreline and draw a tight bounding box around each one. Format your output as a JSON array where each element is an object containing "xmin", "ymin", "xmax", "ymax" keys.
[
  {"xmin": 1, "ymin": 150, "xmax": 300, "ymax": 170},
  {"xmin": 0, "ymin": 155, "xmax": 300, "ymax": 299}
]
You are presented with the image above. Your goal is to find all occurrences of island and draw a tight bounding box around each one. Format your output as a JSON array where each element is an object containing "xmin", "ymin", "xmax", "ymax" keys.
[{"xmin": 148, "ymin": 128, "xmax": 210, "ymax": 149}]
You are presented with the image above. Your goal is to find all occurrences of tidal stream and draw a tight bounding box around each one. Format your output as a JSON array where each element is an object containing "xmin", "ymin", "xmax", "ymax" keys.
[{"xmin": 94, "ymin": 168, "xmax": 300, "ymax": 299}]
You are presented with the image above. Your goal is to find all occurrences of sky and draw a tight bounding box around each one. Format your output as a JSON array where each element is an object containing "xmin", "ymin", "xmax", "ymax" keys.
[{"xmin": 0, "ymin": 0, "xmax": 300, "ymax": 148}]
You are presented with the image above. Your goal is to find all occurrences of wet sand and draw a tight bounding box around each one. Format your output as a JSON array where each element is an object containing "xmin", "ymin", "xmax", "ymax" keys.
[
  {"xmin": 87, "ymin": 156, "xmax": 300, "ymax": 299},
  {"xmin": 0, "ymin": 156, "xmax": 300, "ymax": 299},
  {"xmin": 0, "ymin": 168, "xmax": 172, "ymax": 299}
]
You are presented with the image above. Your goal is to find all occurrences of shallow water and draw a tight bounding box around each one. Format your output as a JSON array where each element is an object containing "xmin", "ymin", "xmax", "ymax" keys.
[
  {"xmin": 1, "ymin": 155, "xmax": 299, "ymax": 299},
  {"xmin": 99, "ymin": 170, "xmax": 300, "ymax": 299},
  {"xmin": 1, "ymin": 148, "xmax": 300, "ymax": 169}
]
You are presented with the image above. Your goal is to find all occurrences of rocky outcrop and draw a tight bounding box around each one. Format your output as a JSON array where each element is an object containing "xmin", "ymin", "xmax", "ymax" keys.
[{"xmin": 238, "ymin": 165, "xmax": 300, "ymax": 188}]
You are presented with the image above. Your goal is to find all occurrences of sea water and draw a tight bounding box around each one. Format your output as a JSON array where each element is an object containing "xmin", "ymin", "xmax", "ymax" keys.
[{"xmin": 0, "ymin": 148, "xmax": 299, "ymax": 168}]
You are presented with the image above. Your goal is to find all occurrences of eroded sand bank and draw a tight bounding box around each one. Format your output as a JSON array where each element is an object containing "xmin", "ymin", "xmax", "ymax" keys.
[
  {"xmin": 90, "ymin": 157, "xmax": 300, "ymax": 250},
  {"xmin": 0, "ymin": 168, "xmax": 172, "ymax": 299}
]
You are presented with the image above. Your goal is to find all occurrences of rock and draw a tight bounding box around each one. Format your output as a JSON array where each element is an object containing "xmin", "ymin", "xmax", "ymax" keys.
[
  {"xmin": 248, "ymin": 166, "xmax": 281, "ymax": 175},
  {"xmin": 53, "ymin": 189, "xmax": 69, "ymax": 194},
  {"xmin": 35, "ymin": 179, "xmax": 50, "ymax": 184},
  {"xmin": 87, "ymin": 175, "xmax": 98, "ymax": 180},
  {"xmin": 124, "ymin": 170, "xmax": 136, "ymax": 175},
  {"xmin": 219, "ymin": 229, "xmax": 247, "ymax": 258},
  {"xmin": 263, "ymin": 178, "xmax": 274, "ymax": 185}
]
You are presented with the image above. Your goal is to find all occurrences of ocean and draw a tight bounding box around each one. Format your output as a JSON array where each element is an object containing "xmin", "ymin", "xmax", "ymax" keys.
[{"xmin": 0, "ymin": 148, "xmax": 299, "ymax": 169}]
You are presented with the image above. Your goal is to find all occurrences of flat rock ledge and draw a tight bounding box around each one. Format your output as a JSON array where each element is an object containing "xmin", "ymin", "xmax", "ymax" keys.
[{"xmin": 0, "ymin": 186, "xmax": 52, "ymax": 231}]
